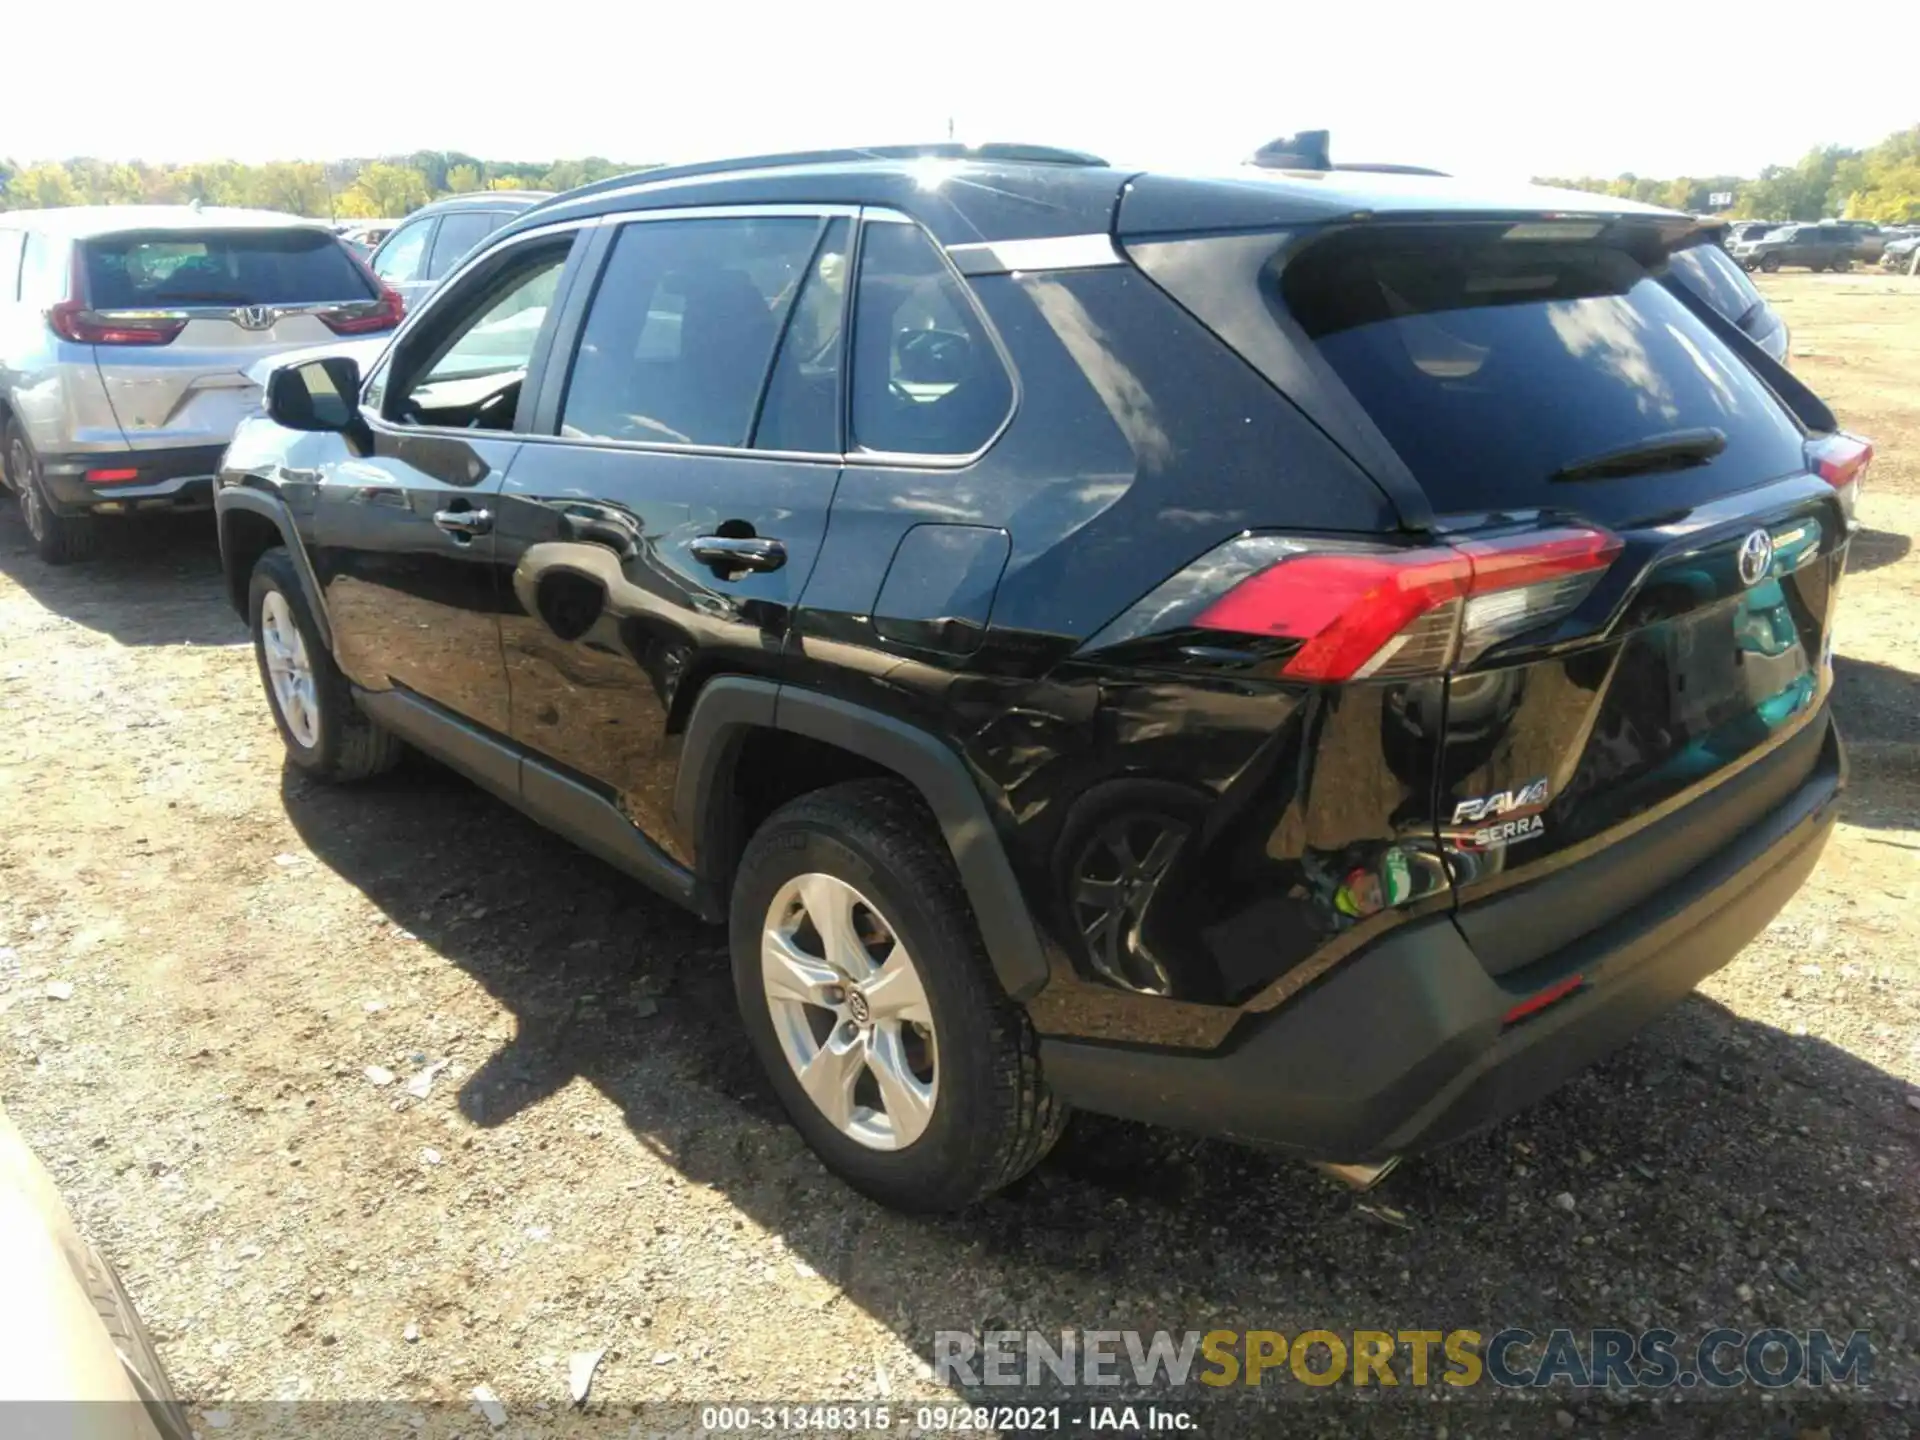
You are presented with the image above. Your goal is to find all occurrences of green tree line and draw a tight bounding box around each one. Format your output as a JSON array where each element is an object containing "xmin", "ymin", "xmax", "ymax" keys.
[
  {"xmin": 1537, "ymin": 123, "xmax": 1920, "ymax": 223},
  {"xmin": 0, "ymin": 151, "xmax": 657, "ymax": 218}
]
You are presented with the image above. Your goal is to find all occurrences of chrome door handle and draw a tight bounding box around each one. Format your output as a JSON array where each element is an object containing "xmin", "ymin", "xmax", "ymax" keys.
[
  {"xmin": 690, "ymin": 536, "xmax": 786, "ymax": 574},
  {"xmin": 433, "ymin": 507, "xmax": 493, "ymax": 538}
]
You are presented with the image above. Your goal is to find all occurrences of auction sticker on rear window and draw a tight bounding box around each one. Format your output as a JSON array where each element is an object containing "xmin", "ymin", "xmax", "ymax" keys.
[{"xmin": 1446, "ymin": 778, "xmax": 1550, "ymax": 851}]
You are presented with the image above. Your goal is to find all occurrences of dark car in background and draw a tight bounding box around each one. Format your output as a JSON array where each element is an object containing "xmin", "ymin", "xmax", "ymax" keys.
[
  {"xmin": 215, "ymin": 146, "xmax": 1862, "ymax": 1212},
  {"xmin": 368, "ymin": 191, "xmax": 551, "ymax": 310},
  {"xmin": 1730, "ymin": 223, "xmax": 1857, "ymax": 272},
  {"xmin": 1835, "ymin": 221, "xmax": 1886, "ymax": 263}
]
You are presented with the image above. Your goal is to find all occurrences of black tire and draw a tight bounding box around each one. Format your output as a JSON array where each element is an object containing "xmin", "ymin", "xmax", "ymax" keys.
[
  {"xmin": 5, "ymin": 421, "xmax": 99, "ymax": 565},
  {"xmin": 1833, "ymin": 257, "xmax": 1851, "ymax": 272},
  {"xmin": 1760, "ymin": 254, "xmax": 1782, "ymax": 273},
  {"xmin": 84, "ymin": 1245, "xmax": 192, "ymax": 1440},
  {"xmin": 248, "ymin": 546, "xmax": 403, "ymax": 782},
  {"xmin": 730, "ymin": 779, "xmax": 1066, "ymax": 1212}
]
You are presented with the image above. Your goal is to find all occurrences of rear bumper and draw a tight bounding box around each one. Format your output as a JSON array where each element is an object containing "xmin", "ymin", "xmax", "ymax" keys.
[
  {"xmin": 1041, "ymin": 711, "xmax": 1844, "ymax": 1162},
  {"xmin": 37, "ymin": 445, "xmax": 224, "ymax": 517}
]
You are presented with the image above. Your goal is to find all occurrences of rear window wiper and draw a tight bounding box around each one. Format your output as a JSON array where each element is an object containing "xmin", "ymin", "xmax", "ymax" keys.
[{"xmin": 1550, "ymin": 427, "xmax": 1727, "ymax": 483}]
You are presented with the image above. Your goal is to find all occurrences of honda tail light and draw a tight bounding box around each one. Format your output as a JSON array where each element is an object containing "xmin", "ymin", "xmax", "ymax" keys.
[
  {"xmin": 319, "ymin": 282, "xmax": 404, "ymax": 336},
  {"xmin": 49, "ymin": 249, "xmax": 186, "ymax": 346},
  {"xmin": 1087, "ymin": 527, "xmax": 1621, "ymax": 682},
  {"xmin": 1806, "ymin": 432, "xmax": 1871, "ymax": 519},
  {"xmin": 48, "ymin": 300, "xmax": 186, "ymax": 346}
]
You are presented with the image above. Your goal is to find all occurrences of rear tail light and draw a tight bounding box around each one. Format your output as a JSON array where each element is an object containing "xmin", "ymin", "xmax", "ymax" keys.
[
  {"xmin": 1173, "ymin": 527, "xmax": 1620, "ymax": 681},
  {"xmin": 48, "ymin": 250, "xmax": 186, "ymax": 346},
  {"xmin": 318, "ymin": 283, "xmax": 404, "ymax": 335},
  {"xmin": 48, "ymin": 300, "xmax": 186, "ymax": 346},
  {"xmin": 322, "ymin": 261, "xmax": 404, "ymax": 335},
  {"xmin": 1807, "ymin": 432, "xmax": 1871, "ymax": 519},
  {"xmin": 83, "ymin": 468, "xmax": 142, "ymax": 485}
]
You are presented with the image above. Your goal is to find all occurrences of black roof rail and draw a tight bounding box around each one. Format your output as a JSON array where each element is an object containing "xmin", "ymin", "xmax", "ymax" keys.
[
  {"xmin": 522, "ymin": 142, "xmax": 1110, "ymax": 214},
  {"xmin": 1334, "ymin": 162, "xmax": 1450, "ymax": 177}
]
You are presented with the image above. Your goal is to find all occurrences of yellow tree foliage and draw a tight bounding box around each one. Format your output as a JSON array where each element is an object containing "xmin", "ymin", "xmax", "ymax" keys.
[{"xmin": 0, "ymin": 154, "xmax": 658, "ymax": 218}]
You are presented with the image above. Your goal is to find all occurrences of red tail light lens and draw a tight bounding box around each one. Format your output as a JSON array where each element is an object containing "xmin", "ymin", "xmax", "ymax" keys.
[
  {"xmin": 1807, "ymin": 432, "xmax": 1871, "ymax": 488},
  {"xmin": 48, "ymin": 300, "xmax": 186, "ymax": 346},
  {"xmin": 1806, "ymin": 432, "xmax": 1871, "ymax": 518},
  {"xmin": 319, "ymin": 283, "xmax": 404, "ymax": 336},
  {"xmin": 1189, "ymin": 527, "xmax": 1621, "ymax": 682},
  {"xmin": 1196, "ymin": 547, "xmax": 1470, "ymax": 680},
  {"xmin": 83, "ymin": 468, "xmax": 142, "ymax": 485}
]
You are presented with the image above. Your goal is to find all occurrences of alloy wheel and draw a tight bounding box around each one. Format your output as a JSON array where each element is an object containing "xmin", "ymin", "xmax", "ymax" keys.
[
  {"xmin": 761, "ymin": 873, "xmax": 937, "ymax": 1150},
  {"xmin": 259, "ymin": 590, "xmax": 321, "ymax": 749},
  {"xmin": 12, "ymin": 441, "xmax": 44, "ymax": 541}
]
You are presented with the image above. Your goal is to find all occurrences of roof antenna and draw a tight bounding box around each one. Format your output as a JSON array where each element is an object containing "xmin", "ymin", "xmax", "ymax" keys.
[{"xmin": 1249, "ymin": 130, "xmax": 1331, "ymax": 171}]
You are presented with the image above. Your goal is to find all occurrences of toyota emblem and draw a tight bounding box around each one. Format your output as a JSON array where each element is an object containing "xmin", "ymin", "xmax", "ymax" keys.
[{"xmin": 1736, "ymin": 528, "xmax": 1774, "ymax": 588}]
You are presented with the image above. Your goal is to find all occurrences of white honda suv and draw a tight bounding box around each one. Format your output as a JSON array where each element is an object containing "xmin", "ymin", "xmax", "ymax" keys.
[{"xmin": 0, "ymin": 206, "xmax": 401, "ymax": 562}]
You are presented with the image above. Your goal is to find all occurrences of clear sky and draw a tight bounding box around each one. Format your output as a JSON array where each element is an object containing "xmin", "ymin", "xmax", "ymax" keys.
[{"xmin": 5, "ymin": 1, "xmax": 1916, "ymax": 180}]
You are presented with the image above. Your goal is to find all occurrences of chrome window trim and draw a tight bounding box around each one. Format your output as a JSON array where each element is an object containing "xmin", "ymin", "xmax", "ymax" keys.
[
  {"xmin": 593, "ymin": 202, "xmax": 862, "ymax": 227},
  {"xmin": 946, "ymin": 232, "xmax": 1124, "ymax": 276}
]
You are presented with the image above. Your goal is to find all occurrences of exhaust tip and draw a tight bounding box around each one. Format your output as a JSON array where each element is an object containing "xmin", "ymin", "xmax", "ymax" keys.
[{"xmin": 1311, "ymin": 1156, "xmax": 1401, "ymax": 1191}]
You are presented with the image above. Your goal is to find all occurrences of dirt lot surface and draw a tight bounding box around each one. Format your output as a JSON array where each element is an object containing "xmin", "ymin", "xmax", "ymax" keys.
[{"xmin": 2, "ymin": 272, "xmax": 1917, "ymax": 1439}]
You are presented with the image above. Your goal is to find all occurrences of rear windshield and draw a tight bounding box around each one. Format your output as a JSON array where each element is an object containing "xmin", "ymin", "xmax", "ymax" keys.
[
  {"xmin": 1666, "ymin": 240, "xmax": 1764, "ymax": 329},
  {"xmin": 1280, "ymin": 226, "xmax": 1807, "ymax": 512},
  {"xmin": 82, "ymin": 229, "xmax": 373, "ymax": 309}
]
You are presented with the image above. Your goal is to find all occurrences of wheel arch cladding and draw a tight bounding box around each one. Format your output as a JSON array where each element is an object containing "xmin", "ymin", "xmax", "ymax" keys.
[
  {"xmin": 677, "ymin": 679, "xmax": 1054, "ymax": 1001},
  {"xmin": 216, "ymin": 492, "xmax": 332, "ymax": 651}
]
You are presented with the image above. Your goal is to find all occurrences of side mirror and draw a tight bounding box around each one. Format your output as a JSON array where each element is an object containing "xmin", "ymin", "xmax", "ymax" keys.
[{"xmin": 266, "ymin": 356, "xmax": 363, "ymax": 433}]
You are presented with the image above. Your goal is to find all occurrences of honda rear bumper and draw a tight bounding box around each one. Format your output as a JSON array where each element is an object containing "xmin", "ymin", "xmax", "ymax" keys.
[
  {"xmin": 1040, "ymin": 710, "xmax": 1844, "ymax": 1162},
  {"xmin": 38, "ymin": 445, "xmax": 225, "ymax": 517}
]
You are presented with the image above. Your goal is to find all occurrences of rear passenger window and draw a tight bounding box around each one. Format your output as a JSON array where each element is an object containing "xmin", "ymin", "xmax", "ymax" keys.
[
  {"xmin": 753, "ymin": 219, "xmax": 851, "ymax": 453},
  {"xmin": 560, "ymin": 216, "xmax": 821, "ymax": 447},
  {"xmin": 428, "ymin": 211, "xmax": 498, "ymax": 279},
  {"xmin": 849, "ymin": 222, "xmax": 1011, "ymax": 456}
]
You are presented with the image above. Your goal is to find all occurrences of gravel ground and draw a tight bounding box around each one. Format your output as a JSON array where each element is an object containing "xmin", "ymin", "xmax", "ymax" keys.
[{"xmin": 1, "ymin": 273, "xmax": 1916, "ymax": 1440}]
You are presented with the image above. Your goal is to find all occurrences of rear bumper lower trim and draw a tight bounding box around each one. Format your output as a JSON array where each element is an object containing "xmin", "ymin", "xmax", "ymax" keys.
[
  {"xmin": 39, "ymin": 445, "xmax": 225, "ymax": 515},
  {"xmin": 1040, "ymin": 711, "xmax": 1844, "ymax": 1161}
]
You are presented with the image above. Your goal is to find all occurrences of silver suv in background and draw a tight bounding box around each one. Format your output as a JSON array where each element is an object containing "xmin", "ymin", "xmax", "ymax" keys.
[
  {"xmin": 367, "ymin": 191, "xmax": 550, "ymax": 310},
  {"xmin": 0, "ymin": 207, "xmax": 402, "ymax": 562}
]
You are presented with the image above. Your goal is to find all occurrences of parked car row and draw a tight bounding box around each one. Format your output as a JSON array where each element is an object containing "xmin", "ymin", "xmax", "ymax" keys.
[
  {"xmin": 1723, "ymin": 219, "xmax": 1905, "ymax": 272},
  {"xmin": 1, "ymin": 147, "xmax": 1869, "ymax": 1214}
]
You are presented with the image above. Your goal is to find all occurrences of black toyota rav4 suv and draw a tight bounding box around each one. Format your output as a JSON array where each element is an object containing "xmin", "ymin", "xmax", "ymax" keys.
[{"xmin": 215, "ymin": 144, "xmax": 1866, "ymax": 1212}]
